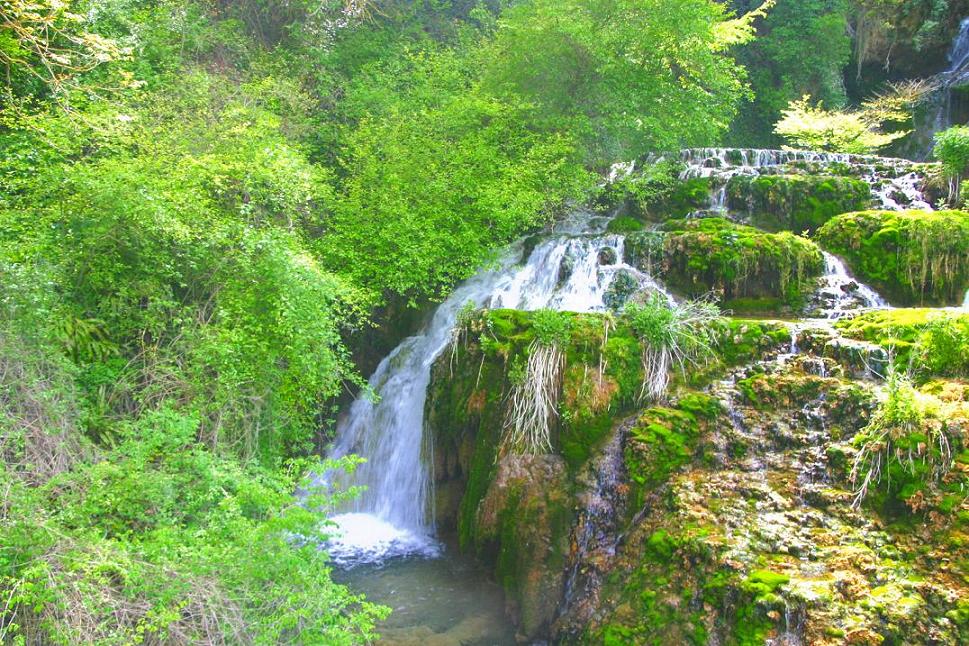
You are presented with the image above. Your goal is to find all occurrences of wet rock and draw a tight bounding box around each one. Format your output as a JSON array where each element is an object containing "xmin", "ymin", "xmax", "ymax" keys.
[{"xmin": 597, "ymin": 247, "xmax": 618, "ymax": 265}]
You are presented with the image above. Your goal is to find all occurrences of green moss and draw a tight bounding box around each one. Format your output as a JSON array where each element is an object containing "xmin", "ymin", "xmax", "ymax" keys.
[
  {"xmin": 659, "ymin": 217, "xmax": 823, "ymax": 310},
  {"xmin": 607, "ymin": 216, "xmax": 646, "ymax": 234},
  {"xmin": 743, "ymin": 570, "xmax": 790, "ymax": 598},
  {"xmin": 624, "ymin": 395, "xmax": 720, "ymax": 514},
  {"xmin": 818, "ymin": 210, "xmax": 969, "ymax": 306},
  {"xmin": 835, "ymin": 309, "xmax": 969, "ymax": 378},
  {"xmin": 727, "ymin": 174, "xmax": 871, "ymax": 233},
  {"xmin": 723, "ymin": 296, "xmax": 787, "ymax": 315}
]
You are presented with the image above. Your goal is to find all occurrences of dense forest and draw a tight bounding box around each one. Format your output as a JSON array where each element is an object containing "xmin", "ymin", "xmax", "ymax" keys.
[{"xmin": 2, "ymin": 1, "xmax": 969, "ymax": 644}]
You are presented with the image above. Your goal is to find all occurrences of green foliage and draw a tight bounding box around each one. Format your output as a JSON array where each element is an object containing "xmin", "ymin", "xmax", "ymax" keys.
[
  {"xmin": 773, "ymin": 97, "xmax": 908, "ymax": 154},
  {"xmin": 729, "ymin": 0, "xmax": 851, "ymax": 146},
  {"xmin": 600, "ymin": 160, "xmax": 689, "ymax": 219},
  {"xmin": 0, "ymin": 400, "xmax": 387, "ymax": 643},
  {"xmin": 530, "ymin": 309, "xmax": 573, "ymax": 347},
  {"xmin": 836, "ymin": 308, "xmax": 969, "ymax": 378},
  {"xmin": 481, "ymin": 0, "xmax": 748, "ymax": 164},
  {"xmin": 935, "ymin": 126, "xmax": 969, "ymax": 204},
  {"xmin": 624, "ymin": 295, "xmax": 723, "ymax": 400},
  {"xmin": 818, "ymin": 210, "xmax": 969, "ymax": 306},
  {"xmin": 848, "ymin": 370, "xmax": 962, "ymax": 510},
  {"xmin": 319, "ymin": 47, "xmax": 591, "ymax": 303}
]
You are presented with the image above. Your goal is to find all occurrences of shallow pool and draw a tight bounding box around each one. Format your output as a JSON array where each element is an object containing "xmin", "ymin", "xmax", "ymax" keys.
[{"xmin": 334, "ymin": 540, "xmax": 517, "ymax": 646}]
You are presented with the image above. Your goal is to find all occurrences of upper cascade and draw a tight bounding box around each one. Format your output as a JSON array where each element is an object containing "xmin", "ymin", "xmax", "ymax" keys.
[
  {"xmin": 945, "ymin": 17, "xmax": 969, "ymax": 84},
  {"xmin": 642, "ymin": 147, "xmax": 934, "ymax": 212}
]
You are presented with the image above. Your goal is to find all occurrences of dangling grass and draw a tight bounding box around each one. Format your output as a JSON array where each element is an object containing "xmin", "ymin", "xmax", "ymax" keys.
[
  {"xmin": 502, "ymin": 310, "xmax": 573, "ymax": 455},
  {"xmin": 623, "ymin": 295, "xmax": 722, "ymax": 402}
]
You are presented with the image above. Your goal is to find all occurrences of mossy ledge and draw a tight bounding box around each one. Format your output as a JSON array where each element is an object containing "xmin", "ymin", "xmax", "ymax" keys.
[
  {"xmin": 818, "ymin": 210, "xmax": 969, "ymax": 307},
  {"xmin": 727, "ymin": 174, "xmax": 871, "ymax": 233},
  {"xmin": 626, "ymin": 217, "xmax": 824, "ymax": 314},
  {"xmin": 429, "ymin": 306, "xmax": 969, "ymax": 644}
]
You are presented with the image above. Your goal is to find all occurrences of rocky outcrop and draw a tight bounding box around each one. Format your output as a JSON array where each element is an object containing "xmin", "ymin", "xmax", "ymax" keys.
[
  {"xmin": 625, "ymin": 218, "xmax": 824, "ymax": 314},
  {"xmin": 426, "ymin": 308, "xmax": 969, "ymax": 645},
  {"xmin": 727, "ymin": 174, "xmax": 871, "ymax": 233},
  {"xmin": 818, "ymin": 210, "xmax": 969, "ymax": 306}
]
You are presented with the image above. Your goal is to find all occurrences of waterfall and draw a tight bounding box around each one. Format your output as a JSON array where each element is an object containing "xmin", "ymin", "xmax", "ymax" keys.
[
  {"xmin": 324, "ymin": 211, "xmax": 669, "ymax": 565},
  {"xmin": 662, "ymin": 148, "xmax": 933, "ymax": 213},
  {"xmin": 947, "ymin": 18, "xmax": 969, "ymax": 81},
  {"xmin": 928, "ymin": 18, "xmax": 969, "ymax": 148},
  {"xmin": 808, "ymin": 252, "xmax": 890, "ymax": 319}
]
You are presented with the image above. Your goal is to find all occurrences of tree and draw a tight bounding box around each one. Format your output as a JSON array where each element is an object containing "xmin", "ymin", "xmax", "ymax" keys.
[
  {"xmin": 480, "ymin": 0, "xmax": 749, "ymax": 165},
  {"xmin": 774, "ymin": 96, "xmax": 908, "ymax": 153}
]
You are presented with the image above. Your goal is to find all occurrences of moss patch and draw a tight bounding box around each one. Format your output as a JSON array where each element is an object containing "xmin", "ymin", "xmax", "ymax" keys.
[
  {"xmin": 818, "ymin": 210, "xmax": 969, "ymax": 306},
  {"xmin": 727, "ymin": 174, "xmax": 871, "ymax": 233}
]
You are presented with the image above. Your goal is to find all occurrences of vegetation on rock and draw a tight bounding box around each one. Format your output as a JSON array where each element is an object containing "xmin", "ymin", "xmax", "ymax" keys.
[
  {"xmin": 632, "ymin": 217, "xmax": 824, "ymax": 312},
  {"xmin": 818, "ymin": 210, "xmax": 969, "ymax": 305},
  {"xmin": 726, "ymin": 173, "xmax": 871, "ymax": 232}
]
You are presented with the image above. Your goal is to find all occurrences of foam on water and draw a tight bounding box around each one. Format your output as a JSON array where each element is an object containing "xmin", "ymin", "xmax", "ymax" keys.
[{"xmin": 325, "ymin": 513, "xmax": 441, "ymax": 566}]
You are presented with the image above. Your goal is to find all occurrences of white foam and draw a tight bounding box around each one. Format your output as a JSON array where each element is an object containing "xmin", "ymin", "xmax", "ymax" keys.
[{"xmin": 324, "ymin": 513, "xmax": 441, "ymax": 566}]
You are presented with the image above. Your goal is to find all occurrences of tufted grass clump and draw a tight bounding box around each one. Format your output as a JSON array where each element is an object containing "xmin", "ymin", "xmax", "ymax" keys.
[
  {"xmin": 502, "ymin": 310, "xmax": 573, "ymax": 455},
  {"xmin": 624, "ymin": 296, "xmax": 722, "ymax": 402},
  {"xmin": 849, "ymin": 369, "xmax": 957, "ymax": 509}
]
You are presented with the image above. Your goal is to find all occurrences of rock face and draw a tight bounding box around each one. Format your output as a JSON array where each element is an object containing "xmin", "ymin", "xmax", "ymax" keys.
[
  {"xmin": 624, "ymin": 217, "xmax": 825, "ymax": 314},
  {"xmin": 426, "ymin": 309, "xmax": 969, "ymax": 645}
]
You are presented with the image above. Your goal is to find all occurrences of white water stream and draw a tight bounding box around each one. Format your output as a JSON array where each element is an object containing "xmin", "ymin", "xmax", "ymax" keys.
[
  {"xmin": 324, "ymin": 212, "xmax": 667, "ymax": 565},
  {"xmin": 813, "ymin": 252, "xmax": 890, "ymax": 319},
  {"xmin": 671, "ymin": 147, "xmax": 934, "ymax": 213}
]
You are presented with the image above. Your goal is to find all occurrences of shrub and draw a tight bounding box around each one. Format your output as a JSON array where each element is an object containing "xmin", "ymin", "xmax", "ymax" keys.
[
  {"xmin": 624, "ymin": 296, "xmax": 722, "ymax": 401},
  {"xmin": 774, "ymin": 97, "xmax": 907, "ymax": 154},
  {"xmin": 934, "ymin": 126, "xmax": 969, "ymax": 204},
  {"xmin": 502, "ymin": 310, "xmax": 573, "ymax": 455}
]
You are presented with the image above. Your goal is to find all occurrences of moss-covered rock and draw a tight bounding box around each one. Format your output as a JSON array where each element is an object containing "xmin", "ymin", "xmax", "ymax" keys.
[
  {"xmin": 818, "ymin": 210, "xmax": 969, "ymax": 306},
  {"xmin": 426, "ymin": 310, "xmax": 795, "ymax": 639},
  {"xmin": 565, "ymin": 358, "xmax": 966, "ymax": 645},
  {"xmin": 632, "ymin": 218, "xmax": 824, "ymax": 312},
  {"xmin": 727, "ymin": 174, "xmax": 871, "ymax": 233},
  {"xmin": 835, "ymin": 309, "xmax": 969, "ymax": 378}
]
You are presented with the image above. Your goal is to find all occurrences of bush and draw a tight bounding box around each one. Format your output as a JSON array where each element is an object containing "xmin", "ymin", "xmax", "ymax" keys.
[
  {"xmin": 0, "ymin": 405, "xmax": 387, "ymax": 644},
  {"xmin": 934, "ymin": 126, "xmax": 969, "ymax": 204},
  {"xmin": 624, "ymin": 296, "xmax": 721, "ymax": 401},
  {"xmin": 774, "ymin": 97, "xmax": 907, "ymax": 154}
]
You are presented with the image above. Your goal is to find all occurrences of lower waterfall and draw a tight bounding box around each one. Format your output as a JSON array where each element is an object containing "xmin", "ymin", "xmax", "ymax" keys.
[{"xmin": 324, "ymin": 211, "xmax": 666, "ymax": 565}]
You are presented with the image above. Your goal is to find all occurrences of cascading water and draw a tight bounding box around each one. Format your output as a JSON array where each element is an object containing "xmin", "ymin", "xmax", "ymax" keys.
[
  {"xmin": 668, "ymin": 148, "xmax": 934, "ymax": 213},
  {"xmin": 325, "ymin": 211, "xmax": 670, "ymax": 565},
  {"xmin": 809, "ymin": 252, "xmax": 891, "ymax": 319},
  {"xmin": 950, "ymin": 17, "xmax": 969, "ymax": 76},
  {"xmin": 926, "ymin": 18, "xmax": 969, "ymax": 147}
]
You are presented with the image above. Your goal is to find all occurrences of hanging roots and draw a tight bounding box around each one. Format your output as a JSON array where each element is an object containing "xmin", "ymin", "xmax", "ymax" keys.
[{"xmin": 502, "ymin": 340, "xmax": 565, "ymax": 455}]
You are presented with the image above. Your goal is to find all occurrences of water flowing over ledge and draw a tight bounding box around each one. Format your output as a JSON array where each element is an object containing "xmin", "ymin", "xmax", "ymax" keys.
[{"xmin": 323, "ymin": 211, "xmax": 665, "ymax": 565}]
